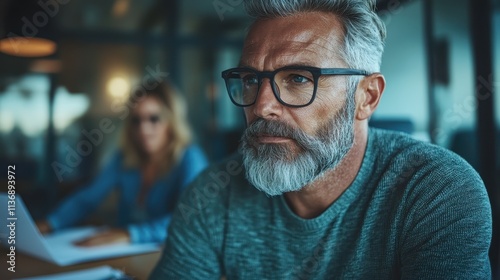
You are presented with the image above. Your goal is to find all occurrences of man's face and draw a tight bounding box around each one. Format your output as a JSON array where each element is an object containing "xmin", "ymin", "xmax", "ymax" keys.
[
  {"xmin": 239, "ymin": 12, "xmax": 357, "ymax": 195},
  {"xmin": 241, "ymin": 12, "xmax": 349, "ymax": 136}
]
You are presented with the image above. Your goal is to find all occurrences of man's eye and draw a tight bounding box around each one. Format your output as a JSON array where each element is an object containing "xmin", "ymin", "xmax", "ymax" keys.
[
  {"xmin": 290, "ymin": 75, "xmax": 310, "ymax": 83},
  {"xmin": 243, "ymin": 76, "xmax": 258, "ymax": 85}
]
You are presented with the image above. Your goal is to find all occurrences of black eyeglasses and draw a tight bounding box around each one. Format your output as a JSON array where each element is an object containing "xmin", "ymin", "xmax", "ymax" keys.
[{"xmin": 221, "ymin": 66, "xmax": 370, "ymax": 108}]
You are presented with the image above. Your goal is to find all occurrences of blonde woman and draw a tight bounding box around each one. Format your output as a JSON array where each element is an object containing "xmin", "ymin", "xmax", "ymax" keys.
[{"xmin": 36, "ymin": 82, "xmax": 208, "ymax": 246}]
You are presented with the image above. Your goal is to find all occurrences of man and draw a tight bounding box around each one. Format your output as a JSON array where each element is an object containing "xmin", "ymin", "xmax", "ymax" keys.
[{"xmin": 150, "ymin": 0, "xmax": 492, "ymax": 279}]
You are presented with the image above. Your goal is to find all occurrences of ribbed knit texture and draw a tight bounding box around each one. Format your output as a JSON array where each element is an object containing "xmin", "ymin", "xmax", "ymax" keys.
[{"xmin": 150, "ymin": 128, "xmax": 492, "ymax": 279}]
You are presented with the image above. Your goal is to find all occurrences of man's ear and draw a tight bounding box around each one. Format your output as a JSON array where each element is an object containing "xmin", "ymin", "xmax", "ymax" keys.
[{"xmin": 355, "ymin": 74, "xmax": 385, "ymax": 121}]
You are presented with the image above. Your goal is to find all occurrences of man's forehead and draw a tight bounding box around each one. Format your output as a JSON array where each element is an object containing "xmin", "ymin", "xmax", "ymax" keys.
[
  {"xmin": 240, "ymin": 12, "xmax": 345, "ymax": 68},
  {"xmin": 240, "ymin": 44, "xmax": 336, "ymax": 68}
]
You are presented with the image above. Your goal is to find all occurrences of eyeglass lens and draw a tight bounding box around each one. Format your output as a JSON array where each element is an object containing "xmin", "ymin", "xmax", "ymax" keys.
[{"xmin": 227, "ymin": 69, "xmax": 315, "ymax": 106}]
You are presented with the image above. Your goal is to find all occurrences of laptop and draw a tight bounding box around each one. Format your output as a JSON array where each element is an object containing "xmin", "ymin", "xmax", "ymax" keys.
[{"xmin": 0, "ymin": 193, "xmax": 160, "ymax": 266}]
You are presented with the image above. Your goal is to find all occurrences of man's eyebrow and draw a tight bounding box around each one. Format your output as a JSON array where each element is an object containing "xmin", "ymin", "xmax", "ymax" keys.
[
  {"xmin": 236, "ymin": 62, "xmax": 320, "ymax": 70},
  {"xmin": 278, "ymin": 63, "xmax": 318, "ymax": 68},
  {"xmin": 237, "ymin": 63, "xmax": 254, "ymax": 69}
]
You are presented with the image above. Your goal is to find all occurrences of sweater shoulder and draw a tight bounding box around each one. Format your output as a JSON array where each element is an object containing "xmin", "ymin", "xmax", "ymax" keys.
[
  {"xmin": 371, "ymin": 128, "xmax": 481, "ymax": 181},
  {"xmin": 369, "ymin": 129, "xmax": 487, "ymax": 210}
]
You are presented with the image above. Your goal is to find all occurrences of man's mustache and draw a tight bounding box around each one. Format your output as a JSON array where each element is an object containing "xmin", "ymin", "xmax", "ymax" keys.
[
  {"xmin": 243, "ymin": 119, "xmax": 299, "ymax": 139},
  {"xmin": 241, "ymin": 118, "xmax": 320, "ymax": 151}
]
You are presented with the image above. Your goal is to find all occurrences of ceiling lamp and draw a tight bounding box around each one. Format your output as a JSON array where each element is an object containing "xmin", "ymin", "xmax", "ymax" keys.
[{"xmin": 0, "ymin": 0, "xmax": 61, "ymax": 57}]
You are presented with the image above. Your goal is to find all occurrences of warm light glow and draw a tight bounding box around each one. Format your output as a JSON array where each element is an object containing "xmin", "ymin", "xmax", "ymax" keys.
[
  {"xmin": 107, "ymin": 77, "xmax": 130, "ymax": 99},
  {"xmin": 0, "ymin": 37, "xmax": 56, "ymax": 57},
  {"xmin": 112, "ymin": 0, "xmax": 130, "ymax": 17},
  {"xmin": 30, "ymin": 59, "xmax": 62, "ymax": 73}
]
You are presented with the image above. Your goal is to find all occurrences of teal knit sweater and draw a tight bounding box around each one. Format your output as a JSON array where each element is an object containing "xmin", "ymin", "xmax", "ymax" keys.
[{"xmin": 150, "ymin": 128, "xmax": 492, "ymax": 279}]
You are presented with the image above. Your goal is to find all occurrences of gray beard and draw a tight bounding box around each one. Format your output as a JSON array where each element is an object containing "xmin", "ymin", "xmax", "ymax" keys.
[{"xmin": 239, "ymin": 97, "xmax": 355, "ymax": 196}]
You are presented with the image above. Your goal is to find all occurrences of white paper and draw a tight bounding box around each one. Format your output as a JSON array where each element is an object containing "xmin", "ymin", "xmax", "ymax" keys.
[
  {"xmin": 0, "ymin": 194, "xmax": 160, "ymax": 267},
  {"xmin": 14, "ymin": 265, "xmax": 125, "ymax": 280},
  {"xmin": 44, "ymin": 227, "xmax": 160, "ymax": 266}
]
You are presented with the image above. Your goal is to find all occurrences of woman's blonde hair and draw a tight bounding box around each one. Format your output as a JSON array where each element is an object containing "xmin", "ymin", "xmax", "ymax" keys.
[{"xmin": 121, "ymin": 81, "xmax": 192, "ymax": 174}]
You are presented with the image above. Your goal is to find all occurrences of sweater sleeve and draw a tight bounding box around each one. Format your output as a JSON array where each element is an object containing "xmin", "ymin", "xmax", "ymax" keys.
[
  {"xmin": 149, "ymin": 169, "xmax": 223, "ymax": 280},
  {"xmin": 399, "ymin": 156, "xmax": 492, "ymax": 279},
  {"xmin": 47, "ymin": 153, "xmax": 121, "ymax": 230}
]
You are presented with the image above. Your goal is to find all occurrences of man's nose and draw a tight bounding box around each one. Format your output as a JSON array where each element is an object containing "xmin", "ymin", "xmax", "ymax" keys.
[{"xmin": 251, "ymin": 78, "xmax": 283, "ymax": 120}]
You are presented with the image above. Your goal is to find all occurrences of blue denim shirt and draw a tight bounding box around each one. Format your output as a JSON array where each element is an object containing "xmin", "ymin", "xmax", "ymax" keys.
[{"xmin": 47, "ymin": 145, "xmax": 208, "ymax": 243}]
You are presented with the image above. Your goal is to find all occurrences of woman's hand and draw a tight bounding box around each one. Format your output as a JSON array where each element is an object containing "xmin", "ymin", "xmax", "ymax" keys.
[
  {"xmin": 74, "ymin": 228, "xmax": 131, "ymax": 247},
  {"xmin": 36, "ymin": 220, "xmax": 52, "ymax": 234}
]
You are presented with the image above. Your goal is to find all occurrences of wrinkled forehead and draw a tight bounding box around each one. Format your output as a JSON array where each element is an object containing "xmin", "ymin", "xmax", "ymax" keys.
[{"xmin": 241, "ymin": 12, "xmax": 346, "ymax": 68}]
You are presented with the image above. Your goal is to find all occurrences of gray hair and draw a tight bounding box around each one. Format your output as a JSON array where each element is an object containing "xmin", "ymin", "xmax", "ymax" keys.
[{"xmin": 244, "ymin": 0, "xmax": 386, "ymax": 73}]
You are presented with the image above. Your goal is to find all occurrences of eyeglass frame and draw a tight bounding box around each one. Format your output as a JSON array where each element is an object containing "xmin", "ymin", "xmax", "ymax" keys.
[{"xmin": 221, "ymin": 65, "xmax": 371, "ymax": 108}]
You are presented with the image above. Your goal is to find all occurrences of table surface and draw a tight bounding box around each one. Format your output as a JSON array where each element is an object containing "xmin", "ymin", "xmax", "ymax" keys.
[{"xmin": 0, "ymin": 247, "xmax": 161, "ymax": 280}]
